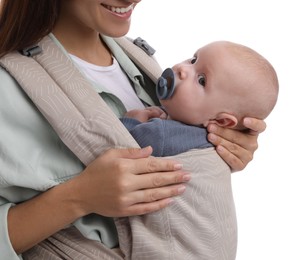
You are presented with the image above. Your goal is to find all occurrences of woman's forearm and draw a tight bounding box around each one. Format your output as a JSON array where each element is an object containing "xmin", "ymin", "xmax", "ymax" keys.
[
  {"xmin": 7, "ymin": 147, "xmax": 188, "ymax": 254},
  {"xmin": 7, "ymin": 177, "xmax": 85, "ymax": 254}
]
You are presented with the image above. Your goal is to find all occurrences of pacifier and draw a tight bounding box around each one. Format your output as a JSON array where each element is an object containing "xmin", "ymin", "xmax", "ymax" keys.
[{"xmin": 156, "ymin": 68, "xmax": 176, "ymax": 100}]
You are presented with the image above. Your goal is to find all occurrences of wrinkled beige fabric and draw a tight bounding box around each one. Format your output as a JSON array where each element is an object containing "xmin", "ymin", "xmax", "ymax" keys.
[
  {"xmin": 117, "ymin": 148, "xmax": 236, "ymax": 260},
  {"xmin": 1, "ymin": 36, "xmax": 237, "ymax": 260}
]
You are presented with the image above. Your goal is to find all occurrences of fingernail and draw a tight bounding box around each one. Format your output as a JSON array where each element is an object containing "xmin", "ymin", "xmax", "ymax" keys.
[
  {"xmin": 208, "ymin": 124, "xmax": 217, "ymax": 132},
  {"xmin": 244, "ymin": 118, "xmax": 251, "ymax": 126},
  {"xmin": 167, "ymin": 198, "xmax": 174, "ymax": 205},
  {"xmin": 216, "ymin": 145, "xmax": 224, "ymax": 153},
  {"xmin": 182, "ymin": 174, "xmax": 191, "ymax": 181},
  {"xmin": 178, "ymin": 186, "xmax": 186, "ymax": 194},
  {"xmin": 141, "ymin": 146, "xmax": 152, "ymax": 153},
  {"xmin": 208, "ymin": 133, "xmax": 216, "ymax": 142},
  {"xmin": 174, "ymin": 164, "xmax": 183, "ymax": 170}
]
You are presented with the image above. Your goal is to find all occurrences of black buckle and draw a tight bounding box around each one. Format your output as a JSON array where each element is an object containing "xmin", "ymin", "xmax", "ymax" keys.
[
  {"xmin": 133, "ymin": 37, "xmax": 156, "ymax": 56},
  {"xmin": 20, "ymin": 45, "xmax": 42, "ymax": 57}
]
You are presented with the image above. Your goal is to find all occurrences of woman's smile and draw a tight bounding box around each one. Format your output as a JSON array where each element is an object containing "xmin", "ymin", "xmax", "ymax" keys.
[{"xmin": 101, "ymin": 3, "xmax": 135, "ymax": 18}]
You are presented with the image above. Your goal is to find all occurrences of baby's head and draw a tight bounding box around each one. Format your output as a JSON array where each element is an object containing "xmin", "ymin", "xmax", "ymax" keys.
[{"xmin": 157, "ymin": 41, "xmax": 279, "ymax": 129}]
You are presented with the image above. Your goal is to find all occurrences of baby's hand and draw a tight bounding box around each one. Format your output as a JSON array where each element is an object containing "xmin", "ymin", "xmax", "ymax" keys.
[{"xmin": 125, "ymin": 106, "xmax": 167, "ymax": 122}]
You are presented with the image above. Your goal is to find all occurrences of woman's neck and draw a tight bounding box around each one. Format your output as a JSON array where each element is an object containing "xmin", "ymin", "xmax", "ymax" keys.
[{"xmin": 52, "ymin": 17, "xmax": 112, "ymax": 67}]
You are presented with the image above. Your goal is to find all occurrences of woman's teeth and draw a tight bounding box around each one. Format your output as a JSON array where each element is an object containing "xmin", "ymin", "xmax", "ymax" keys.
[{"xmin": 105, "ymin": 4, "xmax": 134, "ymax": 14}]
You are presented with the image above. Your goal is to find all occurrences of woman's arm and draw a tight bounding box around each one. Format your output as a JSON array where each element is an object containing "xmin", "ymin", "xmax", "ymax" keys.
[
  {"xmin": 207, "ymin": 117, "xmax": 266, "ymax": 172},
  {"xmin": 8, "ymin": 147, "xmax": 189, "ymax": 254}
]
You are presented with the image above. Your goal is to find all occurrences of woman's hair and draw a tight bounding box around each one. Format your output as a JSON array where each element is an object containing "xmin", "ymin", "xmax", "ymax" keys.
[{"xmin": 0, "ymin": 0, "xmax": 61, "ymax": 57}]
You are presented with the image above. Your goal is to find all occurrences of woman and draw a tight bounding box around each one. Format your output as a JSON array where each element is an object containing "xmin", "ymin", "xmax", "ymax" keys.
[{"xmin": 0, "ymin": 0, "xmax": 265, "ymax": 259}]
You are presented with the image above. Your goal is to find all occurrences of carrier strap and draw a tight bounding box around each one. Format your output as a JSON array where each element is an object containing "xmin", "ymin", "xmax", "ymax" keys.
[
  {"xmin": 114, "ymin": 37, "xmax": 162, "ymax": 83},
  {"xmin": 0, "ymin": 35, "xmax": 139, "ymax": 165}
]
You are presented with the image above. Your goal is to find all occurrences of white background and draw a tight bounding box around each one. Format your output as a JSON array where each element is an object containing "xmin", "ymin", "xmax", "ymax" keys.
[{"xmin": 129, "ymin": 1, "xmax": 295, "ymax": 259}]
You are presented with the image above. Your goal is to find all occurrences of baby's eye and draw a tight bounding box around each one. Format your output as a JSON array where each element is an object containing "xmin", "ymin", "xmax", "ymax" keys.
[
  {"xmin": 190, "ymin": 57, "xmax": 197, "ymax": 64},
  {"xmin": 198, "ymin": 74, "xmax": 206, "ymax": 87}
]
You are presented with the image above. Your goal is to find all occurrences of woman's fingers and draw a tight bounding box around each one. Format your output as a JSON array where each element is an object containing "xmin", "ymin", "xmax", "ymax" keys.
[
  {"xmin": 117, "ymin": 159, "xmax": 190, "ymax": 216},
  {"xmin": 123, "ymin": 198, "xmax": 175, "ymax": 216},
  {"xmin": 108, "ymin": 146, "xmax": 153, "ymax": 160},
  {"xmin": 116, "ymin": 185, "xmax": 186, "ymax": 216},
  {"xmin": 215, "ymin": 145, "xmax": 248, "ymax": 172},
  {"xmin": 128, "ymin": 155, "xmax": 183, "ymax": 175},
  {"xmin": 211, "ymin": 136, "xmax": 250, "ymax": 171},
  {"xmin": 208, "ymin": 124, "xmax": 249, "ymax": 149},
  {"xmin": 243, "ymin": 117, "xmax": 267, "ymax": 134},
  {"xmin": 83, "ymin": 147, "xmax": 190, "ymax": 217},
  {"xmin": 208, "ymin": 124, "xmax": 255, "ymax": 154},
  {"xmin": 133, "ymin": 184, "xmax": 186, "ymax": 204},
  {"xmin": 207, "ymin": 124, "xmax": 255, "ymax": 172},
  {"xmin": 131, "ymin": 168, "xmax": 190, "ymax": 189}
]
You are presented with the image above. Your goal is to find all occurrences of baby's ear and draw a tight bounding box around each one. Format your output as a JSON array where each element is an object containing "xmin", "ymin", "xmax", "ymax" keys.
[{"xmin": 208, "ymin": 113, "xmax": 238, "ymax": 128}]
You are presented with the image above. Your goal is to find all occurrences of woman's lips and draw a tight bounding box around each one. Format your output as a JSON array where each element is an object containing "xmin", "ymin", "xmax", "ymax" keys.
[{"xmin": 101, "ymin": 3, "xmax": 134, "ymax": 18}]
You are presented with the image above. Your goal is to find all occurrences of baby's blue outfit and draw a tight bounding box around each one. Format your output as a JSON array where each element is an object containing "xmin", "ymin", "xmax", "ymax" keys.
[{"xmin": 120, "ymin": 117, "xmax": 213, "ymax": 157}]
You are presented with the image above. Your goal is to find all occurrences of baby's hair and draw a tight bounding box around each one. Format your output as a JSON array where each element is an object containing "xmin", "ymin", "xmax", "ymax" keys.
[{"xmin": 224, "ymin": 41, "xmax": 279, "ymax": 126}]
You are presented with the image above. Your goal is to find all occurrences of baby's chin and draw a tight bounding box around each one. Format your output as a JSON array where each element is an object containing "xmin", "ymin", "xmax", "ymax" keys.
[{"xmin": 167, "ymin": 114, "xmax": 203, "ymax": 127}]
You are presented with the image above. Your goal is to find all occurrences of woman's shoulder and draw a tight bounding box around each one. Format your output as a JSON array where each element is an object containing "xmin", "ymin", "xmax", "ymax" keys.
[
  {"xmin": 0, "ymin": 66, "xmax": 15, "ymax": 83},
  {"xmin": 0, "ymin": 67, "xmax": 22, "ymax": 102},
  {"xmin": 0, "ymin": 65, "xmax": 46, "ymax": 130}
]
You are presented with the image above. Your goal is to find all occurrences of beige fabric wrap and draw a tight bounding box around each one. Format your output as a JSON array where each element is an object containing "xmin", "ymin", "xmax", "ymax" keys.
[{"xmin": 0, "ymin": 36, "xmax": 237, "ymax": 260}]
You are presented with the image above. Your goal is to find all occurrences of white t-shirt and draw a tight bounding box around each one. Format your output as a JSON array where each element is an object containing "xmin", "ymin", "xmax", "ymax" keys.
[{"xmin": 70, "ymin": 54, "xmax": 145, "ymax": 111}]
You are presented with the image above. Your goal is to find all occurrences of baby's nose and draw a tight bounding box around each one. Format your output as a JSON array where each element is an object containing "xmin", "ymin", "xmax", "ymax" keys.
[{"xmin": 173, "ymin": 64, "xmax": 190, "ymax": 80}]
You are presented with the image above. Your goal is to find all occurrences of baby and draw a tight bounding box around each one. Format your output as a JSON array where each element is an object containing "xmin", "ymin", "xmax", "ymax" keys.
[
  {"xmin": 121, "ymin": 40, "xmax": 279, "ymax": 157},
  {"xmin": 117, "ymin": 40, "xmax": 279, "ymax": 260}
]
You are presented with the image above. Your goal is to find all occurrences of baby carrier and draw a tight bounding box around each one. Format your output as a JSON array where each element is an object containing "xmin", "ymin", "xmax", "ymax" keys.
[{"xmin": 0, "ymin": 35, "xmax": 237, "ymax": 260}]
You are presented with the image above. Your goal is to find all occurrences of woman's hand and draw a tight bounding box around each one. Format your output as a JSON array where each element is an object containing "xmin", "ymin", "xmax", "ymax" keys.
[
  {"xmin": 74, "ymin": 146, "xmax": 190, "ymax": 217},
  {"xmin": 207, "ymin": 117, "xmax": 266, "ymax": 172},
  {"xmin": 8, "ymin": 146, "xmax": 188, "ymax": 254}
]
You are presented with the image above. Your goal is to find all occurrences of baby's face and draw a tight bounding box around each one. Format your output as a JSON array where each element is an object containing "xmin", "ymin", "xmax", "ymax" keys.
[{"xmin": 160, "ymin": 42, "xmax": 241, "ymax": 126}]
